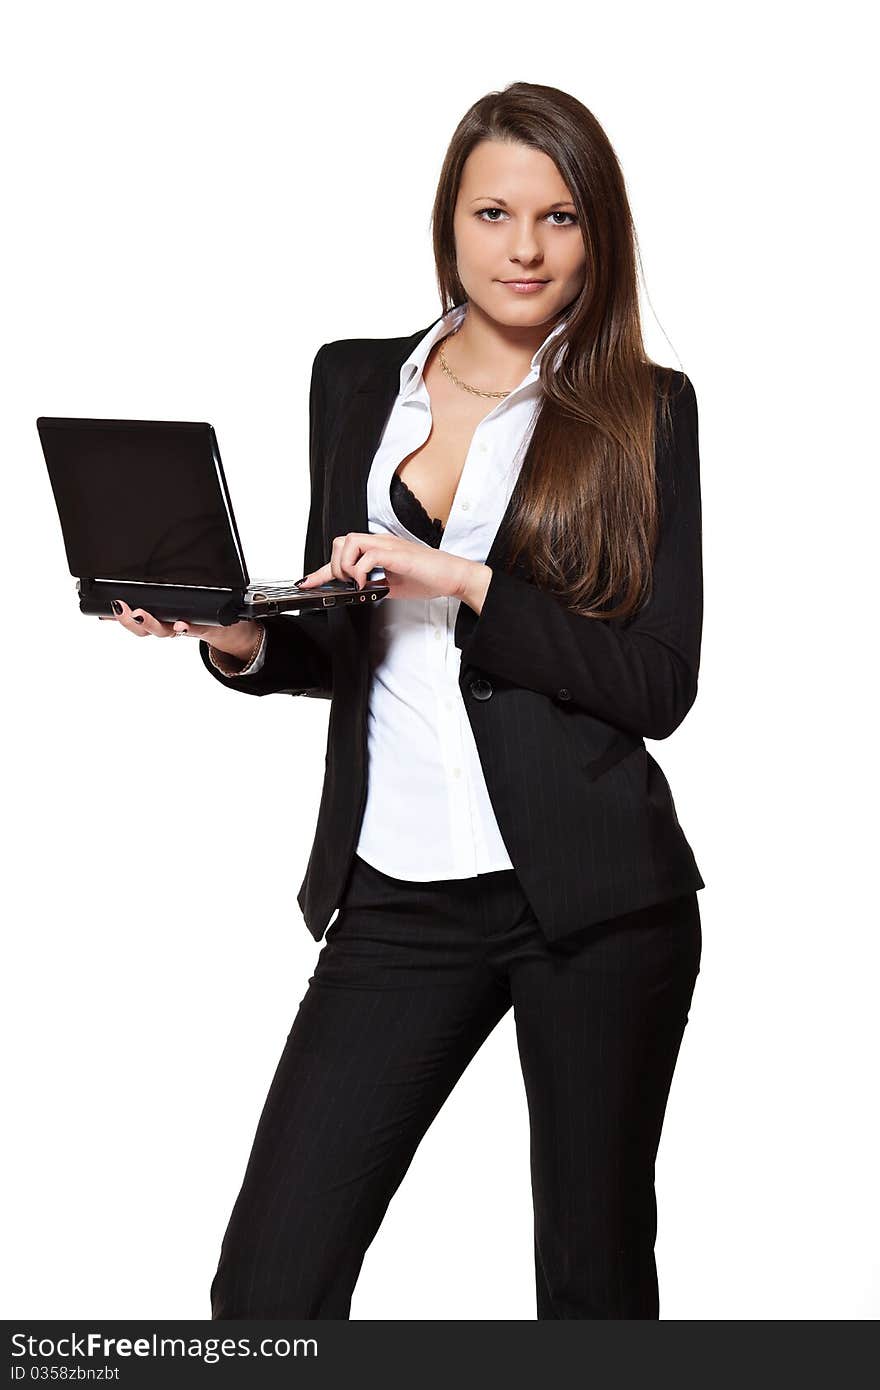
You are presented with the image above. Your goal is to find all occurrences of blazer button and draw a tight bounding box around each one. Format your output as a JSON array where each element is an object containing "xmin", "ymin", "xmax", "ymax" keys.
[
  {"xmin": 557, "ymin": 688, "xmax": 571, "ymax": 701},
  {"xmin": 470, "ymin": 678, "xmax": 493, "ymax": 701}
]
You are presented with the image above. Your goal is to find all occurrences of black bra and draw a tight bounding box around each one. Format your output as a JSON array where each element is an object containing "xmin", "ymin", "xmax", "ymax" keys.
[{"xmin": 390, "ymin": 470, "xmax": 445, "ymax": 549}]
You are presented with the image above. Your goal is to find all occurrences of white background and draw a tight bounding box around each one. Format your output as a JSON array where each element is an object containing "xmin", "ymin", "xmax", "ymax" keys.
[{"xmin": 2, "ymin": 0, "xmax": 876, "ymax": 1320}]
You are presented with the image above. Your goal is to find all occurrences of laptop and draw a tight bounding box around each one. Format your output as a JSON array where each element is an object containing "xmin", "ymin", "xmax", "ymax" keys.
[{"xmin": 36, "ymin": 416, "xmax": 389, "ymax": 626}]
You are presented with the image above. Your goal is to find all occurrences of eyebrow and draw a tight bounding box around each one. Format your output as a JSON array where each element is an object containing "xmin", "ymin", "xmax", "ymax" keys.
[{"xmin": 469, "ymin": 196, "xmax": 576, "ymax": 209}]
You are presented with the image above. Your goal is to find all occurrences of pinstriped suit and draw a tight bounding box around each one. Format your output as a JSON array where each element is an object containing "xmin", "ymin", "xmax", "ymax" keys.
[
  {"xmin": 199, "ymin": 321, "xmax": 706, "ymax": 1320},
  {"xmin": 199, "ymin": 319, "xmax": 706, "ymax": 943}
]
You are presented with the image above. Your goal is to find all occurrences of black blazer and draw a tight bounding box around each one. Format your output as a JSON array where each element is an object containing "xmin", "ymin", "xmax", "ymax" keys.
[{"xmin": 200, "ymin": 319, "xmax": 706, "ymax": 943}]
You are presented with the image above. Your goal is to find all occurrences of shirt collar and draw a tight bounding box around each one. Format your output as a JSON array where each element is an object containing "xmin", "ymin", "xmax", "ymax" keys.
[{"xmin": 399, "ymin": 302, "xmax": 569, "ymax": 401}]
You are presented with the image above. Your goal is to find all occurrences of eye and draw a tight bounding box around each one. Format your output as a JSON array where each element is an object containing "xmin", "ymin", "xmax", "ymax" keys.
[{"xmin": 475, "ymin": 207, "xmax": 578, "ymax": 226}]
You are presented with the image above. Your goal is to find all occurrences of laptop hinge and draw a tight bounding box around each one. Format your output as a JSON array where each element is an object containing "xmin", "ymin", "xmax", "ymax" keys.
[{"xmin": 88, "ymin": 578, "xmax": 237, "ymax": 592}]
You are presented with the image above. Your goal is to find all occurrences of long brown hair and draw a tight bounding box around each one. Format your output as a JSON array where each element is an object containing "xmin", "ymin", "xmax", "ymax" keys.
[{"xmin": 431, "ymin": 81, "xmax": 685, "ymax": 621}]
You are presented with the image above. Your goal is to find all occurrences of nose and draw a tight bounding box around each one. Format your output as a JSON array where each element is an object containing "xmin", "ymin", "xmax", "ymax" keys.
[
  {"xmin": 507, "ymin": 230, "xmax": 544, "ymax": 268},
  {"xmin": 503, "ymin": 216, "xmax": 544, "ymax": 268}
]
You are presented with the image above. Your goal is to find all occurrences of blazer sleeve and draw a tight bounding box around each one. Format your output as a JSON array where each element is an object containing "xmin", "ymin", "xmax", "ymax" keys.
[
  {"xmin": 459, "ymin": 373, "xmax": 703, "ymax": 741},
  {"xmin": 198, "ymin": 343, "xmax": 335, "ymax": 699}
]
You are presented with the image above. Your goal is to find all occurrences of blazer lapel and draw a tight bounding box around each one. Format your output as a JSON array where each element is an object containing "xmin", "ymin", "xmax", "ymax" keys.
[
  {"xmin": 324, "ymin": 317, "xmax": 532, "ymax": 652},
  {"xmin": 323, "ymin": 323, "xmax": 433, "ymax": 549}
]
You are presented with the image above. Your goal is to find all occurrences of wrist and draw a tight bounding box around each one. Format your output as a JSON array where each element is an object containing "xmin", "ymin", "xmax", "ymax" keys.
[
  {"xmin": 217, "ymin": 626, "xmax": 263, "ymax": 665},
  {"xmin": 459, "ymin": 562, "xmax": 493, "ymax": 615}
]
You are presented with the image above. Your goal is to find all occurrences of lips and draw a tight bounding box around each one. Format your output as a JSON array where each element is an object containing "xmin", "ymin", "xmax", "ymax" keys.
[{"xmin": 499, "ymin": 279, "xmax": 551, "ymax": 294}]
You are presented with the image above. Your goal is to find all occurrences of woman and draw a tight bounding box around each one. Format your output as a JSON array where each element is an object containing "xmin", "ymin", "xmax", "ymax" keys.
[{"xmin": 108, "ymin": 82, "xmax": 705, "ymax": 1319}]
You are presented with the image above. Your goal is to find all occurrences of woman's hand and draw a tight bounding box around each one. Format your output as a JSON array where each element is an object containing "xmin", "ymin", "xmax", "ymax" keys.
[
  {"xmin": 99, "ymin": 600, "xmax": 262, "ymax": 660},
  {"xmin": 297, "ymin": 532, "xmax": 487, "ymax": 605}
]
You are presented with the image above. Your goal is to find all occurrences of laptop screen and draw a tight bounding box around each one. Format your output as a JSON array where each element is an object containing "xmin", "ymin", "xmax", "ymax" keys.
[{"xmin": 37, "ymin": 417, "xmax": 248, "ymax": 588}]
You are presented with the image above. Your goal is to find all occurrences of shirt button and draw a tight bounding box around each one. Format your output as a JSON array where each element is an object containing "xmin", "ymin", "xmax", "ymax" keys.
[
  {"xmin": 557, "ymin": 688, "xmax": 571, "ymax": 701},
  {"xmin": 478, "ymin": 442, "xmax": 488, "ymax": 454},
  {"xmin": 461, "ymin": 500, "xmax": 470, "ymax": 510},
  {"xmin": 434, "ymin": 629, "xmax": 442, "ymax": 640},
  {"xmin": 453, "ymin": 767, "xmax": 461, "ymax": 777}
]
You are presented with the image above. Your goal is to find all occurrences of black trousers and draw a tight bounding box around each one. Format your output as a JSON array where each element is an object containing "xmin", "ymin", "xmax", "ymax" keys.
[{"xmin": 210, "ymin": 854, "xmax": 702, "ymax": 1320}]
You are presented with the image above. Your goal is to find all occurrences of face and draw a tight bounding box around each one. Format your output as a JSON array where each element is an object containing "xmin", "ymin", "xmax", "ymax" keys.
[{"xmin": 452, "ymin": 138, "xmax": 587, "ymax": 328}]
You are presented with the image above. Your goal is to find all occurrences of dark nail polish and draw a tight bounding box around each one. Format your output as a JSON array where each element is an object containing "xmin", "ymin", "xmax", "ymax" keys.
[
  {"xmin": 133, "ymin": 614, "xmax": 144, "ymax": 624},
  {"xmin": 294, "ymin": 576, "xmax": 307, "ymax": 586},
  {"xmin": 111, "ymin": 599, "xmax": 123, "ymax": 615}
]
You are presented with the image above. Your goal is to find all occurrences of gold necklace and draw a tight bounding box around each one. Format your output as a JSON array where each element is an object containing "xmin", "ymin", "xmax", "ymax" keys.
[{"xmin": 437, "ymin": 325, "xmax": 511, "ymax": 399}]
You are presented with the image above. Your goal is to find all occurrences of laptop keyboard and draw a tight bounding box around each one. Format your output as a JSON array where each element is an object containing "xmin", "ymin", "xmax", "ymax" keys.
[
  {"xmin": 246, "ymin": 568, "xmax": 384, "ymax": 600},
  {"xmin": 246, "ymin": 582, "xmax": 304, "ymax": 597}
]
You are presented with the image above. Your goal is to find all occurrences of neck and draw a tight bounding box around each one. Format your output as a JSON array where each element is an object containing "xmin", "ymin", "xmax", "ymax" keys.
[{"xmin": 445, "ymin": 300, "xmax": 562, "ymax": 390}]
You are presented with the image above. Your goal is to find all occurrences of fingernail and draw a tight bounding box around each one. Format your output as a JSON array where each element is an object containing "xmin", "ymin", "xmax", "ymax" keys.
[
  {"xmin": 111, "ymin": 599, "xmax": 123, "ymax": 615},
  {"xmin": 294, "ymin": 576, "xmax": 308, "ymax": 586},
  {"xmin": 133, "ymin": 613, "xmax": 145, "ymax": 624}
]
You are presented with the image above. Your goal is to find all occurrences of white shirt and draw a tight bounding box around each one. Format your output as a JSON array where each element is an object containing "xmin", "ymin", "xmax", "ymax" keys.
[
  {"xmin": 357, "ymin": 302, "xmax": 568, "ymax": 880},
  {"xmin": 213, "ymin": 302, "xmax": 567, "ymax": 881}
]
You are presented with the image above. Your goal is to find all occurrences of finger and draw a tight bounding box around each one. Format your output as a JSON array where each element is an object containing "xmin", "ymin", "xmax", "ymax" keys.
[
  {"xmin": 129, "ymin": 607, "xmax": 175, "ymax": 637},
  {"xmin": 170, "ymin": 620, "xmax": 216, "ymax": 639},
  {"xmin": 330, "ymin": 534, "xmax": 348, "ymax": 583},
  {"xmin": 111, "ymin": 598, "xmax": 153, "ymax": 635},
  {"xmin": 351, "ymin": 551, "xmax": 380, "ymax": 588},
  {"xmin": 297, "ymin": 561, "xmax": 334, "ymax": 588},
  {"xmin": 336, "ymin": 532, "xmax": 371, "ymax": 585},
  {"xmin": 110, "ymin": 600, "xmax": 174, "ymax": 637}
]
